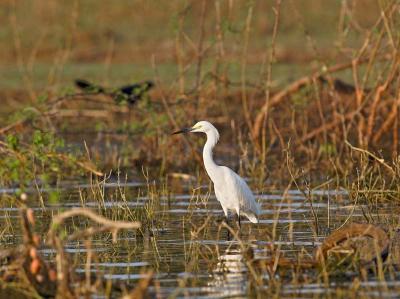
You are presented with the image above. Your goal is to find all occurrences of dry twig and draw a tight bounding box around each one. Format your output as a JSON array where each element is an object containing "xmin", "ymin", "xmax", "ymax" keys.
[{"xmin": 345, "ymin": 140, "xmax": 395, "ymax": 175}]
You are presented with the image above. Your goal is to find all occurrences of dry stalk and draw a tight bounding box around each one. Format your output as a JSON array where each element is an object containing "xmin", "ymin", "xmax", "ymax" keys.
[
  {"xmin": 372, "ymin": 97, "xmax": 400, "ymax": 144},
  {"xmin": 345, "ymin": 140, "xmax": 395, "ymax": 175},
  {"xmin": 175, "ymin": 6, "xmax": 186, "ymax": 95},
  {"xmin": 194, "ymin": 0, "xmax": 207, "ymax": 93},
  {"xmin": 47, "ymin": 0, "xmax": 78, "ymax": 89},
  {"xmin": 122, "ymin": 270, "xmax": 153, "ymax": 299},
  {"xmin": 252, "ymin": 58, "xmax": 375, "ymax": 141},
  {"xmin": 151, "ymin": 55, "xmax": 203, "ymax": 165},
  {"xmin": 365, "ymin": 59, "xmax": 399, "ymax": 143},
  {"xmin": 260, "ymin": 0, "xmax": 282, "ymax": 159},
  {"xmin": 393, "ymin": 102, "xmax": 398, "ymax": 156},
  {"xmin": 48, "ymin": 208, "xmax": 141, "ymax": 242},
  {"xmin": 300, "ymin": 109, "xmax": 359, "ymax": 143},
  {"xmin": 240, "ymin": 1, "xmax": 255, "ymax": 136},
  {"xmin": 285, "ymin": 148, "xmax": 319, "ymax": 236},
  {"xmin": 9, "ymin": 0, "xmax": 36, "ymax": 101},
  {"xmin": 213, "ymin": 0, "xmax": 227, "ymax": 105}
]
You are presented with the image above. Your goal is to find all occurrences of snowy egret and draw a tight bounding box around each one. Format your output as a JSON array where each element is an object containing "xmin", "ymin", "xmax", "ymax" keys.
[{"xmin": 173, "ymin": 121, "xmax": 261, "ymax": 225}]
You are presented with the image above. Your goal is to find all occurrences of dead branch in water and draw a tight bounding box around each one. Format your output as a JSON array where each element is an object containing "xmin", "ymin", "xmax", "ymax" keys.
[
  {"xmin": 47, "ymin": 208, "xmax": 141, "ymax": 297},
  {"xmin": 315, "ymin": 223, "xmax": 389, "ymax": 264},
  {"xmin": 19, "ymin": 206, "xmax": 60, "ymax": 298},
  {"xmin": 245, "ymin": 223, "xmax": 390, "ymax": 273},
  {"xmin": 48, "ymin": 208, "xmax": 141, "ymax": 242},
  {"xmin": 0, "ymin": 203, "xmax": 142, "ymax": 298}
]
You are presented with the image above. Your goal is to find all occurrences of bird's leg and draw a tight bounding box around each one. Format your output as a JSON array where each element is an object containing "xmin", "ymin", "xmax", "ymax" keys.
[
  {"xmin": 222, "ymin": 209, "xmax": 231, "ymax": 241},
  {"xmin": 226, "ymin": 216, "xmax": 231, "ymax": 241},
  {"xmin": 235, "ymin": 210, "xmax": 241, "ymax": 230}
]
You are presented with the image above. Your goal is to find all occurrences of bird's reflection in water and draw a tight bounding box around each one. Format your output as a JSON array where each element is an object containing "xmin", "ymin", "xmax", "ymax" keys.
[{"xmin": 206, "ymin": 247, "xmax": 249, "ymax": 298}]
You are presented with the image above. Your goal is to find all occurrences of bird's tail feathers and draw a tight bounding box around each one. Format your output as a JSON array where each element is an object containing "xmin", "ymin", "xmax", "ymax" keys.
[
  {"xmin": 75, "ymin": 79, "xmax": 104, "ymax": 93},
  {"xmin": 243, "ymin": 212, "xmax": 259, "ymax": 223}
]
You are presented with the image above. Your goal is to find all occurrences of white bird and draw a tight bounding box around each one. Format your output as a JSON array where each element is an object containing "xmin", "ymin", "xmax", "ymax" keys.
[{"xmin": 173, "ymin": 121, "xmax": 261, "ymax": 225}]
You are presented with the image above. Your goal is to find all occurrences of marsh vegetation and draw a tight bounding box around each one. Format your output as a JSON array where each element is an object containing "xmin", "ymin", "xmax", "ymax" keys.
[{"xmin": 0, "ymin": 0, "xmax": 400, "ymax": 298}]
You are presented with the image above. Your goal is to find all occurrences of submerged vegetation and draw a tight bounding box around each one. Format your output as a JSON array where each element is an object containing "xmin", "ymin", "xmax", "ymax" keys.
[{"xmin": 0, "ymin": 0, "xmax": 400, "ymax": 298}]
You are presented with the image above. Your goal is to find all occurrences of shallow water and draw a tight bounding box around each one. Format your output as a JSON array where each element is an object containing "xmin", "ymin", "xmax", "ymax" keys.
[{"xmin": 1, "ymin": 180, "xmax": 399, "ymax": 298}]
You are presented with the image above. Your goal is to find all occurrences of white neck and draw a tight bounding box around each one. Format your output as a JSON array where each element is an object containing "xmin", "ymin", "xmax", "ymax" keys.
[{"xmin": 203, "ymin": 129, "xmax": 220, "ymax": 181}]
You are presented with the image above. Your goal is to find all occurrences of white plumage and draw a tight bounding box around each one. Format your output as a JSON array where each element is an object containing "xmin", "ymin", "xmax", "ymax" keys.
[{"xmin": 173, "ymin": 121, "xmax": 261, "ymax": 223}]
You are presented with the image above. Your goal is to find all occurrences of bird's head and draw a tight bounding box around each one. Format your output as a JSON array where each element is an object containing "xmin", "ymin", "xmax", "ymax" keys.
[
  {"xmin": 172, "ymin": 120, "xmax": 218, "ymax": 135},
  {"xmin": 144, "ymin": 80, "xmax": 155, "ymax": 90}
]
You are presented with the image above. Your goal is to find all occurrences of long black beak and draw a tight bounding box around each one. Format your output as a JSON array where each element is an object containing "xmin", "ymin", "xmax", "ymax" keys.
[{"xmin": 172, "ymin": 127, "xmax": 193, "ymax": 135}]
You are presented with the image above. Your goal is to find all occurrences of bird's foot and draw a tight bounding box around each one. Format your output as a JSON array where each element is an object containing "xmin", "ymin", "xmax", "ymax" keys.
[
  {"xmin": 214, "ymin": 215, "xmax": 226, "ymax": 224},
  {"xmin": 226, "ymin": 229, "xmax": 232, "ymax": 241},
  {"xmin": 224, "ymin": 217, "xmax": 233, "ymax": 241}
]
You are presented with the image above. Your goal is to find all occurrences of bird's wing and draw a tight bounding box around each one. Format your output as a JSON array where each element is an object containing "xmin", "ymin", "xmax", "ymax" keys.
[
  {"xmin": 214, "ymin": 187, "xmax": 228, "ymax": 217},
  {"xmin": 119, "ymin": 83, "xmax": 140, "ymax": 95},
  {"xmin": 222, "ymin": 167, "xmax": 261, "ymax": 216},
  {"xmin": 120, "ymin": 81, "xmax": 154, "ymax": 95},
  {"xmin": 74, "ymin": 79, "xmax": 104, "ymax": 93}
]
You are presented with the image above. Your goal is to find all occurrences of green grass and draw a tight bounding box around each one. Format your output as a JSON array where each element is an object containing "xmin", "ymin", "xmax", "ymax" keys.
[
  {"xmin": 0, "ymin": 61, "xmax": 313, "ymax": 90},
  {"xmin": 0, "ymin": 0, "xmax": 380, "ymax": 91}
]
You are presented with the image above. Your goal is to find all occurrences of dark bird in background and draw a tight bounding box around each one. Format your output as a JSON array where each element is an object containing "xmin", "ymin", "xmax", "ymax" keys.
[
  {"xmin": 318, "ymin": 76, "xmax": 370, "ymax": 94},
  {"xmin": 74, "ymin": 79, "xmax": 154, "ymax": 105}
]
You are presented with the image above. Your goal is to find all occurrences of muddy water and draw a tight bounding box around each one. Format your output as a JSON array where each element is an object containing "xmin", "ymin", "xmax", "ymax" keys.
[{"xmin": 1, "ymin": 181, "xmax": 400, "ymax": 298}]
